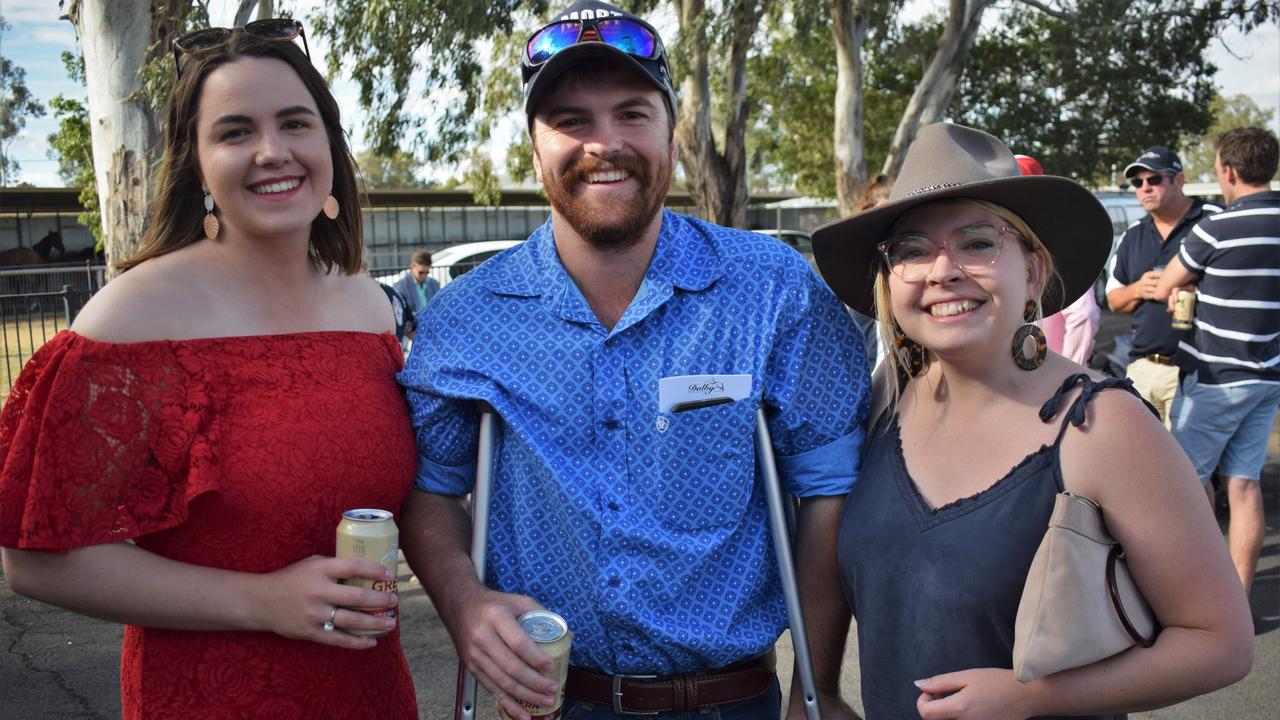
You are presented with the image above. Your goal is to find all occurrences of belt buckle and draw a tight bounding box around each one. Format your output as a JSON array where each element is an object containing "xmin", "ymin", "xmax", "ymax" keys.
[{"xmin": 612, "ymin": 674, "xmax": 659, "ymax": 715}]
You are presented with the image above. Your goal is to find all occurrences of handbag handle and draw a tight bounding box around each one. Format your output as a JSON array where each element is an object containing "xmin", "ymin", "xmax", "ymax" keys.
[{"xmin": 1106, "ymin": 545, "xmax": 1157, "ymax": 648}]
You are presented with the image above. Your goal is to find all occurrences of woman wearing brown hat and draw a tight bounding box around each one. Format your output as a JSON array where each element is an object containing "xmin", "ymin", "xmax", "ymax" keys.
[{"xmin": 809, "ymin": 124, "xmax": 1251, "ymax": 719}]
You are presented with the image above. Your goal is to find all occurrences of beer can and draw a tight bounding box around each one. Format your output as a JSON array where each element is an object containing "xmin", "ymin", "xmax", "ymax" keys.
[
  {"xmin": 1172, "ymin": 290, "xmax": 1196, "ymax": 330},
  {"xmin": 498, "ymin": 610, "xmax": 572, "ymax": 720},
  {"xmin": 335, "ymin": 508, "xmax": 399, "ymax": 637}
]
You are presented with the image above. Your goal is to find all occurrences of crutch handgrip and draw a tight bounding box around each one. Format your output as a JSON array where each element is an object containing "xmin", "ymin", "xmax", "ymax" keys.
[
  {"xmin": 456, "ymin": 401, "xmax": 498, "ymax": 720},
  {"xmin": 755, "ymin": 408, "xmax": 821, "ymax": 720}
]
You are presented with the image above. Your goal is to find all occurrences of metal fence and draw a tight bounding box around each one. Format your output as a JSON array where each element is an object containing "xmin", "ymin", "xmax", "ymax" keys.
[{"xmin": 1, "ymin": 267, "xmax": 101, "ymax": 402}]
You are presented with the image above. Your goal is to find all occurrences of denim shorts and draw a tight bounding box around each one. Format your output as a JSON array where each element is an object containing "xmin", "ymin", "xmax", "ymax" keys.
[{"xmin": 1170, "ymin": 373, "xmax": 1280, "ymax": 483}]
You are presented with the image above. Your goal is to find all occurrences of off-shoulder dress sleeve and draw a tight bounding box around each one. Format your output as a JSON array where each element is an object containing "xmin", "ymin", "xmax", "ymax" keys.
[{"xmin": 0, "ymin": 331, "xmax": 220, "ymax": 551}]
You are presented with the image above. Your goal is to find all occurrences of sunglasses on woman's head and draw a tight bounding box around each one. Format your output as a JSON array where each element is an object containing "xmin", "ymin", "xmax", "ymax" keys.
[
  {"xmin": 1130, "ymin": 174, "xmax": 1172, "ymax": 189},
  {"xmin": 524, "ymin": 16, "xmax": 661, "ymax": 67},
  {"xmin": 172, "ymin": 18, "xmax": 308, "ymax": 78}
]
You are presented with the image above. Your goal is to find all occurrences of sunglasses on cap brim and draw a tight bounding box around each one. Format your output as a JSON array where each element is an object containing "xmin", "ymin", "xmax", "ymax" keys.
[
  {"xmin": 524, "ymin": 16, "xmax": 663, "ymax": 68},
  {"xmin": 172, "ymin": 18, "xmax": 309, "ymax": 78}
]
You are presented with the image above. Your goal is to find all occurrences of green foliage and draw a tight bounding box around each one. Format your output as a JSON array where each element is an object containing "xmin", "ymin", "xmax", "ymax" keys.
[
  {"xmin": 954, "ymin": 0, "xmax": 1273, "ymax": 186},
  {"xmin": 355, "ymin": 148, "xmax": 432, "ymax": 188},
  {"xmin": 1181, "ymin": 94, "xmax": 1278, "ymax": 180},
  {"xmin": 0, "ymin": 16, "xmax": 47, "ymax": 186},
  {"xmin": 747, "ymin": 0, "xmax": 919, "ymax": 196},
  {"xmin": 310, "ymin": 1, "xmax": 548, "ymax": 163},
  {"xmin": 46, "ymin": 94, "xmax": 101, "ymax": 241}
]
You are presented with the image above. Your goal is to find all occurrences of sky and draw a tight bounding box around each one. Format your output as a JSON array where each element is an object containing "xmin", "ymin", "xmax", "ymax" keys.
[{"xmin": 2, "ymin": 0, "xmax": 1278, "ymax": 188}]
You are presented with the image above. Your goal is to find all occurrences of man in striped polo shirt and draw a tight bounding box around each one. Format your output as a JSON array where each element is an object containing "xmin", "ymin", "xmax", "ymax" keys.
[{"xmin": 1157, "ymin": 126, "xmax": 1279, "ymax": 595}]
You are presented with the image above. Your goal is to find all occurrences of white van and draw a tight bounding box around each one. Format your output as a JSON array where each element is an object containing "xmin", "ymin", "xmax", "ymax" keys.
[{"xmin": 1092, "ymin": 192, "xmax": 1147, "ymax": 303}]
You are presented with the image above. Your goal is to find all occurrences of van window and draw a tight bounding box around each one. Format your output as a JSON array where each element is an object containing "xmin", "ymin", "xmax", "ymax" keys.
[{"xmin": 1107, "ymin": 207, "xmax": 1128, "ymax": 236}]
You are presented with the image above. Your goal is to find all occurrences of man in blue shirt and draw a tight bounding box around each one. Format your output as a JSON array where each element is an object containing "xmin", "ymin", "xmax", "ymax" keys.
[
  {"xmin": 396, "ymin": 2, "xmax": 869, "ymax": 718},
  {"xmin": 1156, "ymin": 127, "xmax": 1280, "ymax": 596},
  {"xmin": 1105, "ymin": 146, "xmax": 1219, "ymax": 426},
  {"xmin": 391, "ymin": 250, "xmax": 440, "ymax": 316}
]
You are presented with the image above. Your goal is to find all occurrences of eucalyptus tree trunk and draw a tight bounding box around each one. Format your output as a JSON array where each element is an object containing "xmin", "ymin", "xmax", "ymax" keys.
[
  {"xmin": 880, "ymin": 0, "xmax": 991, "ymax": 178},
  {"xmin": 831, "ymin": 0, "xmax": 870, "ymax": 216},
  {"xmin": 66, "ymin": 0, "xmax": 159, "ymax": 275},
  {"xmin": 234, "ymin": 0, "xmax": 275, "ymax": 26},
  {"xmin": 672, "ymin": 0, "xmax": 762, "ymax": 228}
]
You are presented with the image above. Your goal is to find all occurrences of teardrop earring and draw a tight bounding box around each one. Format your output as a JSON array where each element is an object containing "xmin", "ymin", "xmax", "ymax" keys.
[
  {"xmin": 1011, "ymin": 300, "xmax": 1047, "ymax": 371},
  {"xmin": 202, "ymin": 192, "xmax": 219, "ymax": 240},
  {"xmin": 323, "ymin": 193, "xmax": 340, "ymax": 220}
]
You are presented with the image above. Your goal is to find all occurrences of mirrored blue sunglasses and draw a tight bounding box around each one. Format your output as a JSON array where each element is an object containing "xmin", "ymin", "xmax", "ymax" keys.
[{"xmin": 524, "ymin": 17, "xmax": 660, "ymax": 67}]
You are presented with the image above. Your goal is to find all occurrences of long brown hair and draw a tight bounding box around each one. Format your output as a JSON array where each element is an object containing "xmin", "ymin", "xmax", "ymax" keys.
[{"xmin": 118, "ymin": 29, "xmax": 363, "ymax": 274}]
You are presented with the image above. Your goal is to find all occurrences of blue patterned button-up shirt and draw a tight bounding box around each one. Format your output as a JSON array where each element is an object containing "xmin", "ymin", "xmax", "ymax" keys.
[{"xmin": 398, "ymin": 210, "xmax": 869, "ymax": 673}]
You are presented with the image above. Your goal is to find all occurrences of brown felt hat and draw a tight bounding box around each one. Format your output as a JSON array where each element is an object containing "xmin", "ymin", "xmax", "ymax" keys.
[{"xmin": 812, "ymin": 123, "xmax": 1111, "ymax": 317}]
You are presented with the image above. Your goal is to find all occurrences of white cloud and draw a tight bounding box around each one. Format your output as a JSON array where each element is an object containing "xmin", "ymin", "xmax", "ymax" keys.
[{"xmin": 0, "ymin": 0, "xmax": 68, "ymax": 25}]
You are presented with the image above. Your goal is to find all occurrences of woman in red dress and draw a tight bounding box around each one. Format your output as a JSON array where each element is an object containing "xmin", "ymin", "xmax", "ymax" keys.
[{"xmin": 0, "ymin": 22, "xmax": 419, "ymax": 719}]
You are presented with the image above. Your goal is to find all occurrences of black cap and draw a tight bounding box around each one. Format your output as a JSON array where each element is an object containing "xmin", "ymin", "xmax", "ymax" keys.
[
  {"xmin": 1124, "ymin": 146, "xmax": 1183, "ymax": 178},
  {"xmin": 521, "ymin": 0, "xmax": 676, "ymax": 125}
]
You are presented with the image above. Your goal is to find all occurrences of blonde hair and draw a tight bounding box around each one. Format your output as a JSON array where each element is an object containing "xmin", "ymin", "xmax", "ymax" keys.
[{"xmin": 873, "ymin": 198, "xmax": 1060, "ymax": 398}]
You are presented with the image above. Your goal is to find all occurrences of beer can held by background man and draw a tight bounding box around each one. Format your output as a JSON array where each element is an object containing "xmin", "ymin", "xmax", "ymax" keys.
[
  {"xmin": 498, "ymin": 610, "xmax": 572, "ymax": 719},
  {"xmin": 335, "ymin": 508, "xmax": 399, "ymax": 637},
  {"xmin": 1172, "ymin": 289, "xmax": 1197, "ymax": 330}
]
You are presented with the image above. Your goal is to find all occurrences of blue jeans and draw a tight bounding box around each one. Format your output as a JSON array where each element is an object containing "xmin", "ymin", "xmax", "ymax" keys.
[{"xmin": 561, "ymin": 676, "xmax": 781, "ymax": 719}]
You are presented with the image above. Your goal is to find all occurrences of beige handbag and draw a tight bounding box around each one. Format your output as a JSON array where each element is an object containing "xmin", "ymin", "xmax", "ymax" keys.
[{"xmin": 1013, "ymin": 492, "xmax": 1159, "ymax": 682}]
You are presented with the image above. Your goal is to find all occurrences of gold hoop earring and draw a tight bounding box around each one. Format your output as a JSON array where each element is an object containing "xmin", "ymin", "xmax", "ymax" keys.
[
  {"xmin": 1012, "ymin": 300, "xmax": 1047, "ymax": 371},
  {"xmin": 323, "ymin": 193, "xmax": 340, "ymax": 220},
  {"xmin": 894, "ymin": 324, "xmax": 927, "ymax": 383},
  {"xmin": 202, "ymin": 192, "xmax": 219, "ymax": 240}
]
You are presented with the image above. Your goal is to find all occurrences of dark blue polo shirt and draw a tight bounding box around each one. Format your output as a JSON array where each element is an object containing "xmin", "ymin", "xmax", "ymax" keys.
[
  {"xmin": 1108, "ymin": 198, "xmax": 1220, "ymax": 358},
  {"xmin": 1177, "ymin": 190, "xmax": 1280, "ymax": 386}
]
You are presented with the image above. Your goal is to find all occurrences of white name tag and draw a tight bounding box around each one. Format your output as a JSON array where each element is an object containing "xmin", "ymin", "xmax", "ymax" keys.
[{"xmin": 658, "ymin": 374, "xmax": 751, "ymax": 413}]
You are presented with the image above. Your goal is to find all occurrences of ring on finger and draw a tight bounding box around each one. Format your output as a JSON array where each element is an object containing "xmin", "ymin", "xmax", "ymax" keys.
[{"xmin": 323, "ymin": 606, "xmax": 339, "ymax": 633}]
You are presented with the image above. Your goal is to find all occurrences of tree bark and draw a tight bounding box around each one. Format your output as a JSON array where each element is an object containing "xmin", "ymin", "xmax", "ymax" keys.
[
  {"xmin": 67, "ymin": 0, "xmax": 159, "ymax": 275},
  {"xmin": 234, "ymin": 0, "xmax": 274, "ymax": 27},
  {"xmin": 672, "ymin": 0, "xmax": 762, "ymax": 228},
  {"xmin": 880, "ymin": 0, "xmax": 992, "ymax": 178},
  {"xmin": 831, "ymin": 0, "xmax": 870, "ymax": 216}
]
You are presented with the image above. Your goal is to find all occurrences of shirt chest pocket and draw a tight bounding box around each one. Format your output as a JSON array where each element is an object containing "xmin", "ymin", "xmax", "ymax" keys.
[{"xmin": 649, "ymin": 399, "xmax": 756, "ymax": 530}]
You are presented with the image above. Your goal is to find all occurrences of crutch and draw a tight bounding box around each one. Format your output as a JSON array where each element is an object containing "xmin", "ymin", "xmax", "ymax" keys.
[
  {"xmin": 755, "ymin": 407, "xmax": 821, "ymax": 720},
  {"xmin": 455, "ymin": 401, "xmax": 497, "ymax": 720}
]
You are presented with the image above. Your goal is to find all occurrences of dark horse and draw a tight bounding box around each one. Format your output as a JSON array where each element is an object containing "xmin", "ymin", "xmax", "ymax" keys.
[{"xmin": 0, "ymin": 230, "xmax": 66, "ymax": 266}]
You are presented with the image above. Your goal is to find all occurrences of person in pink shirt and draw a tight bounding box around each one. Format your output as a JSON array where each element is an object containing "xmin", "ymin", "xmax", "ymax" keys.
[{"xmin": 1016, "ymin": 154, "xmax": 1102, "ymax": 364}]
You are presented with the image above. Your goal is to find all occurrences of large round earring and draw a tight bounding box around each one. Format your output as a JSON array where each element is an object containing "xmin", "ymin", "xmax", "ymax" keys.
[
  {"xmin": 323, "ymin": 193, "xmax": 340, "ymax": 220},
  {"xmin": 202, "ymin": 192, "xmax": 219, "ymax": 240},
  {"xmin": 894, "ymin": 324, "xmax": 927, "ymax": 383},
  {"xmin": 1012, "ymin": 300, "xmax": 1047, "ymax": 371}
]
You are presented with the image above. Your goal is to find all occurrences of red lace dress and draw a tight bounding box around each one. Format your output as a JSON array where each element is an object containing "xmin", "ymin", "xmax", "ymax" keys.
[{"xmin": 0, "ymin": 331, "xmax": 419, "ymax": 719}]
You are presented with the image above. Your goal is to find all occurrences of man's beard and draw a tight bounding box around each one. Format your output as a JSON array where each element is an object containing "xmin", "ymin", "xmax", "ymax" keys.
[{"xmin": 543, "ymin": 151, "xmax": 671, "ymax": 251}]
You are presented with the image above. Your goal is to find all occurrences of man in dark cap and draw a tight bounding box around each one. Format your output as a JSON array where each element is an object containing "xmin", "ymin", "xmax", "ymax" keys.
[
  {"xmin": 397, "ymin": 2, "xmax": 869, "ymax": 717},
  {"xmin": 1105, "ymin": 146, "xmax": 1220, "ymax": 426}
]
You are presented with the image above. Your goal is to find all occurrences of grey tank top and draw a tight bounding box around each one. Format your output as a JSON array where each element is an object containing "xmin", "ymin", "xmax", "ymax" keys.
[{"xmin": 838, "ymin": 374, "xmax": 1144, "ymax": 720}]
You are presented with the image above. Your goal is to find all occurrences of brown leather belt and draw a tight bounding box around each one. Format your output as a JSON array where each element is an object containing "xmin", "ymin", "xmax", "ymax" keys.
[
  {"xmin": 565, "ymin": 651, "xmax": 776, "ymax": 714},
  {"xmin": 1142, "ymin": 353, "xmax": 1177, "ymax": 366}
]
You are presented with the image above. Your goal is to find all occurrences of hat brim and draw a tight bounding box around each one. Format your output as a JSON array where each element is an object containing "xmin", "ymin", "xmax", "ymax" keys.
[
  {"xmin": 523, "ymin": 43, "xmax": 676, "ymax": 121},
  {"xmin": 1123, "ymin": 161, "xmax": 1171, "ymax": 178},
  {"xmin": 812, "ymin": 175, "xmax": 1113, "ymax": 318}
]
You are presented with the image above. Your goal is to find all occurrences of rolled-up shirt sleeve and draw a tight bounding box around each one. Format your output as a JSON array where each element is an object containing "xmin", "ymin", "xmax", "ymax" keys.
[
  {"xmin": 398, "ymin": 315, "xmax": 481, "ymax": 496},
  {"xmin": 764, "ymin": 268, "xmax": 871, "ymax": 497}
]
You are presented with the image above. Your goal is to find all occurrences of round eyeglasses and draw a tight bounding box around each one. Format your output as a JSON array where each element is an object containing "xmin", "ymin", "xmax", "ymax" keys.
[{"xmin": 878, "ymin": 223, "xmax": 1026, "ymax": 282}]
